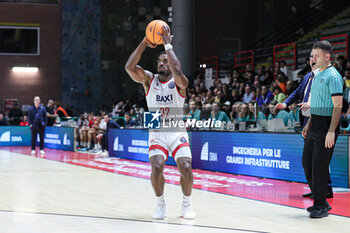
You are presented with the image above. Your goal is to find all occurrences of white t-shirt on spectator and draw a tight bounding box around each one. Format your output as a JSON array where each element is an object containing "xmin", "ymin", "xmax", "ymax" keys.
[{"xmin": 99, "ymin": 119, "xmax": 107, "ymax": 131}]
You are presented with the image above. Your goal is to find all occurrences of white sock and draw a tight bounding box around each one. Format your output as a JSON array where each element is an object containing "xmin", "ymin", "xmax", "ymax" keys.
[
  {"xmin": 157, "ymin": 194, "xmax": 165, "ymax": 204},
  {"xmin": 183, "ymin": 195, "xmax": 192, "ymax": 204},
  {"xmin": 87, "ymin": 142, "xmax": 91, "ymax": 148}
]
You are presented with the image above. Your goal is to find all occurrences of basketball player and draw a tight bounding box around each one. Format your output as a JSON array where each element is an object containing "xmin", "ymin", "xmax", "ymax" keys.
[{"xmin": 125, "ymin": 26, "xmax": 195, "ymax": 220}]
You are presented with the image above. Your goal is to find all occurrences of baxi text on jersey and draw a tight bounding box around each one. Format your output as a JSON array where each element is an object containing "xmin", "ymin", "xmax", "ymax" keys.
[{"xmin": 156, "ymin": 94, "xmax": 173, "ymax": 102}]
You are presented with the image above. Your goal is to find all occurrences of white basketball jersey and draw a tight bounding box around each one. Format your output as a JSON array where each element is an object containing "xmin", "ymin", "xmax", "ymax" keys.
[{"xmin": 146, "ymin": 74, "xmax": 185, "ymax": 120}]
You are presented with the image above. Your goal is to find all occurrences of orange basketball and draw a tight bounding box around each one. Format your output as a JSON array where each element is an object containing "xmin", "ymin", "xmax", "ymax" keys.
[{"xmin": 145, "ymin": 20, "xmax": 169, "ymax": 45}]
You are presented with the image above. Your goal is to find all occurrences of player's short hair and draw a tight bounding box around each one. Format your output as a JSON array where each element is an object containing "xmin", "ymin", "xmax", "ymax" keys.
[
  {"xmin": 313, "ymin": 40, "xmax": 332, "ymax": 54},
  {"xmin": 158, "ymin": 51, "xmax": 167, "ymax": 58}
]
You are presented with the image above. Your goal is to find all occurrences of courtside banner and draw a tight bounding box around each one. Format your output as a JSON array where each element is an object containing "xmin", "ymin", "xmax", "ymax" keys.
[
  {"xmin": 191, "ymin": 131, "xmax": 349, "ymax": 188},
  {"xmin": 0, "ymin": 126, "xmax": 31, "ymax": 146},
  {"xmin": 36, "ymin": 127, "xmax": 75, "ymax": 151},
  {"xmin": 108, "ymin": 129, "xmax": 177, "ymax": 166}
]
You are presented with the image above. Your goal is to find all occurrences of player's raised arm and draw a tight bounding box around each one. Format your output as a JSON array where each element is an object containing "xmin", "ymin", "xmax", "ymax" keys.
[
  {"xmin": 157, "ymin": 26, "xmax": 188, "ymax": 90},
  {"xmin": 125, "ymin": 37, "xmax": 156, "ymax": 85}
]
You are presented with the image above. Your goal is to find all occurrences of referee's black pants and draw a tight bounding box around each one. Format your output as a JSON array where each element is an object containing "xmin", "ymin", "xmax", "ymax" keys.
[
  {"xmin": 31, "ymin": 125, "xmax": 45, "ymax": 150},
  {"xmin": 302, "ymin": 116, "xmax": 333, "ymax": 194},
  {"xmin": 302, "ymin": 115, "xmax": 338, "ymax": 208}
]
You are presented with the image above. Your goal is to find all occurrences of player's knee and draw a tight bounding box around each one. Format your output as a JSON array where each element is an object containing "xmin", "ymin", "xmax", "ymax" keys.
[
  {"xmin": 179, "ymin": 161, "xmax": 192, "ymax": 178},
  {"xmin": 151, "ymin": 162, "xmax": 164, "ymax": 175}
]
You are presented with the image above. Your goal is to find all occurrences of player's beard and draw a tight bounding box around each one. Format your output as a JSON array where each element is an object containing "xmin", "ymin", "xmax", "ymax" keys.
[{"xmin": 159, "ymin": 70, "xmax": 167, "ymax": 75}]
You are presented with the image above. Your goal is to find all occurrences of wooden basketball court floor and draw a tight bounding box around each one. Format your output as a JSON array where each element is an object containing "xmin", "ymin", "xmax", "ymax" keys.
[{"xmin": 0, "ymin": 146, "xmax": 349, "ymax": 233}]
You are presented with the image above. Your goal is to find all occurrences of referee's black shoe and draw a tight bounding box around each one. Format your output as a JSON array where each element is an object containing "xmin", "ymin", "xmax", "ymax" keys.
[
  {"xmin": 307, "ymin": 203, "xmax": 332, "ymax": 213},
  {"xmin": 302, "ymin": 192, "xmax": 312, "ymax": 198},
  {"xmin": 302, "ymin": 192, "xmax": 333, "ymax": 199},
  {"xmin": 309, "ymin": 207, "xmax": 329, "ymax": 218}
]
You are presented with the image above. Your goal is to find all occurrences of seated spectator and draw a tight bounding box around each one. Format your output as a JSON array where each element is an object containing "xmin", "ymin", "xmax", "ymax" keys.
[
  {"xmin": 344, "ymin": 69, "xmax": 350, "ymax": 88},
  {"xmin": 112, "ymin": 100, "xmax": 125, "ymax": 117},
  {"xmin": 248, "ymin": 101, "xmax": 266, "ymax": 121},
  {"xmin": 237, "ymin": 103, "xmax": 249, "ymax": 122},
  {"xmin": 19, "ymin": 115, "xmax": 29, "ymax": 126},
  {"xmin": 268, "ymin": 100, "xmax": 289, "ymax": 126},
  {"xmin": 98, "ymin": 114, "xmax": 120, "ymax": 157},
  {"xmin": 200, "ymin": 103, "xmax": 212, "ymax": 120},
  {"xmin": 288, "ymin": 102, "xmax": 300, "ymax": 124},
  {"xmin": 344, "ymin": 87, "xmax": 350, "ymax": 104},
  {"xmin": 206, "ymin": 90, "xmax": 215, "ymax": 104},
  {"xmin": 228, "ymin": 89, "xmax": 241, "ymax": 104},
  {"xmin": 274, "ymin": 86, "xmax": 286, "ymax": 103},
  {"xmin": 214, "ymin": 90, "xmax": 224, "ymax": 104},
  {"xmin": 238, "ymin": 83, "xmax": 245, "ymax": 99},
  {"xmin": 124, "ymin": 112, "xmax": 136, "ymax": 128},
  {"xmin": 195, "ymin": 101, "xmax": 202, "ymax": 111},
  {"xmin": 8, "ymin": 103, "xmax": 23, "ymax": 126},
  {"xmin": 0, "ymin": 112, "xmax": 8, "ymax": 126},
  {"xmin": 261, "ymin": 71, "xmax": 273, "ymax": 86},
  {"xmin": 78, "ymin": 113, "xmax": 89, "ymax": 148},
  {"xmin": 184, "ymin": 100, "xmax": 201, "ymax": 121},
  {"xmin": 222, "ymin": 101, "xmax": 231, "ymax": 116},
  {"xmin": 243, "ymin": 86, "xmax": 253, "ymax": 104},
  {"xmin": 276, "ymin": 72, "xmax": 288, "ymax": 95},
  {"xmin": 230, "ymin": 102, "xmax": 242, "ymax": 122},
  {"xmin": 280, "ymin": 60, "xmax": 288, "ymax": 76},
  {"xmin": 256, "ymin": 85, "xmax": 274, "ymax": 106},
  {"xmin": 210, "ymin": 102, "xmax": 230, "ymax": 123},
  {"xmin": 87, "ymin": 113, "xmax": 99, "ymax": 150},
  {"xmin": 286, "ymin": 80, "xmax": 294, "ymax": 95},
  {"xmin": 95, "ymin": 113, "xmax": 107, "ymax": 153}
]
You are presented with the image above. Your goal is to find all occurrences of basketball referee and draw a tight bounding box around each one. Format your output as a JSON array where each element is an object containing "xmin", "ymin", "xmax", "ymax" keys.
[{"xmin": 302, "ymin": 40, "xmax": 343, "ymax": 218}]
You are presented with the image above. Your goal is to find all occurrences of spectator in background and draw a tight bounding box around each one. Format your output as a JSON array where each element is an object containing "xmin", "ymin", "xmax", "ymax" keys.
[
  {"xmin": 248, "ymin": 101, "xmax": 266, "ymax": 121},
  {"xmin": 112, "ymin": 100, "xmax": 125, "ymax": 117},
  {"xmin": 195, "ymin": 101, "xmax": 202, "ymax": 111},
  {"xmin": 28, "ymin": 96, "xmax": 47, "ymax": 155},
  {"xmin": 238, "ymin": 103, "xmax": 249, "ymax": 122},
  {"xmin": 228, "ymin": 89, "xmax": 241, "ymax": 104},
  {"xmin": 206, "ymin": 90, "xmax": 215, "ymax": 104},
  {"xmin": 280, "ymin": 60, "xmax": 288, "ymax": 76},
  {"xmin": 256, "ymin": 85, "xmax": 274, "ymax": 107},
  {"xmin": 214, "ymin": 90, "xmax": 224, "ymax": 104},
  {"xmin": 238, "ymin": 83, "xmax": 246, "ymax": 99},
  {"xmin": 78, "ymin": 113, "xmax": 89, "ymax": 149},
  {"xmin": 46, "ymin": 99, "xmax": 57, "ymax": 126},
  {"xmin": 230, "ymin": 102, "xmax": 241, "ymax": 122},
  {"xmin": 274, "ymin": 86, "xmax": 287, "ymax": 103},
  {"xmin": 98, "ymin": 114, "xmax": 120, "ymax": 157},
  {"xmin": 300, "ymin": 57, "xmax": 312, "ymax": 75},
  {"xmin": 261, "ymin": 71, "xmax": 273, "ymax": 86},
  {"xmin": 222, "ymin": 101, "xmax": 231, "ymax": 116},
  {"xmin": 335, "ymin": 55, "xmax": 347, "ymax": 76},
  {"xmin": 276, "ymin": 72, "xmax": 288, "ymax": 94},
  {"xmin": 124, "ymin": 112, "xmax": 136, "ymax": 128},
  {"xmin": 268, "ymin": 100, "xmax": 289, "ymax": 126},
  {"xmin": 243, "ymin": 86, "xmax": 253, "ymax": 104},
  {"xmin": 8, "ymin": 103, "xmax": 23, "ymax": 126},
  {"xmin": 288, "ymin": 102, "xmax": 300, "ymax": 124},
  {"xmin": 19, "ymin": 116, "xmax": 29, "ymax": 126},
  {"xmin": 0, "ymin": 112, "xmax": 8, "ymax": 126},
  {"xmin": 185, "ymin": 100, "xmax": 201, "ymax": 121},
  {"xmin": 343, "ymin": 69, "xmax": 350, "ymax": 88},
  {"xmin": 211, "ymin": 102, "xmax": 230, "ymax": 123},
  {"xmin": 200, "ymin": 103, "xmax": 212, "ymax": 120},
  {"xmin": 286, "ymin": 80, "xmax": 294, "ymax": 95},
  {"xmin": 344, "ymin": 86, "xmax": 350, "ymax": 105}
]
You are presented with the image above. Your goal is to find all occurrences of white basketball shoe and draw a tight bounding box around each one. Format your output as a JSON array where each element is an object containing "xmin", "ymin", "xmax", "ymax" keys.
[{"xmin": 152, "ymin": 201, "xmax": 167, "ymax": 220}]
